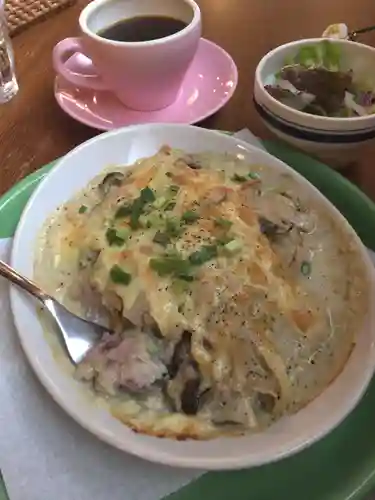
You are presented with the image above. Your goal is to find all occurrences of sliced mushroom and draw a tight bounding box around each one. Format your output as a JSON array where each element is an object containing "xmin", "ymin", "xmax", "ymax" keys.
[
  {"xmin": 166, "ymin": 360, "xmax": 205, "ymax": 416},
  {"xmin": 168, "ymin": 330, "xmax": 192, "ymax": 378},
  {"xmin": 256, "ymin": 391, "xmax": 277, "ymax": 413},
  {"xmin": 258, "ymin": 216, "xmax": 280, "ymax": 240},
  {"xmin": 175, "ymin": 154, "xmax": 202, "ymax": 170},
  {"xmin": 256, "ymin": 189, "xmax": 298, "ymax": 231},
  {"xmin": 279, "ymin": 191, "xmax": 302, "ymax": 212},
  {"xmin": 258, "ymin": 216, "xmax": 293, "ymax": 242},
  {"xmin": 203, "ymin": 337, "xmax": 213, "ymax": 351},
  {"xmin": 258, "ymin": 214, "xmax": 305, "ymax": 268},
  {"xmin": 185, "ymin": 160, "xmax": 202, "ymax": 170},
  {"xmin": 164, "ymin": 330, "xmax": 209, "ymax": 415},
  {"xmin": 98, "ymin": 172, "xmax": 125, "ymax": 196},
  {"xmin": 180, "ymin": 376, "xmax": 201, "ymax": 415}
]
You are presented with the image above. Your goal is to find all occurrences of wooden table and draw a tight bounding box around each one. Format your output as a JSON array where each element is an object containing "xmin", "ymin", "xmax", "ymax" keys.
[{"xmin": 1, "ymin": 0, "xmax": 375, "ymax": 197}]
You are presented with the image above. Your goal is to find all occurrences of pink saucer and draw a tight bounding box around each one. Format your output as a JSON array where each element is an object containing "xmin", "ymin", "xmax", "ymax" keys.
[{"xmin": 54, "ymin": 38, "xmax": 238, "ymax": 130}]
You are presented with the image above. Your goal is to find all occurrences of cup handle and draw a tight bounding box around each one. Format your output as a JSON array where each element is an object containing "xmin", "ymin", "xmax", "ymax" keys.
[{"xmin": 52, "ymin": 37, "xmax": 109, "ymax": 90}]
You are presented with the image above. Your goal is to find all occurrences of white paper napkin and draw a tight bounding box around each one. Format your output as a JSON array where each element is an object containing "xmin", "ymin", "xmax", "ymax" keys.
[
  {"xmin": 0, "ymin": 238, "xmax": 205, "ymax": 500},
  {"xmin": 0, "ymin": 129, "xmax": 373, "ymax": 500}
]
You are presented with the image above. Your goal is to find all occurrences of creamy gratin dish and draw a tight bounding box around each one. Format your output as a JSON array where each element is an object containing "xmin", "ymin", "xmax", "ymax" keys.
[{"xmin": 34, "ymin": 146, "xmax": 369, "ymax": 439}]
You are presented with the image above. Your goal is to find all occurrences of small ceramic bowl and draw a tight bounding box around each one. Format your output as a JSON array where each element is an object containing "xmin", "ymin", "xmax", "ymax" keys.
[{"xmin": 253, "ymin": 38, "xmax": 375, "ymax": 168}]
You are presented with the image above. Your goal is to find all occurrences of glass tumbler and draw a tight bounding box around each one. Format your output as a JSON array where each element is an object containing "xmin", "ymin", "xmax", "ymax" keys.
[{"xmin": 0, "ymin": 0, "xmax": 18, "ymax": 103}]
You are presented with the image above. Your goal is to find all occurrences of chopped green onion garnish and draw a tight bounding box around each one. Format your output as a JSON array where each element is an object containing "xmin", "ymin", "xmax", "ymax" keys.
[
  {"xmin": 146, "ymin": 212, "xmax": 164, "ymax": 227},
  {"xmin": 165, "ymin": 217, "xmax": 183, "ymax": 238},
  {"xmin": 224, "ymin": 239, "xmax": 242, "ymax": 254},
  {"xmin": 129, "ymin": 198, "xmax": 144, "ymax": 229},
  {"xmin": 189, "ymin": 244, "xmax": 218, "ymax": 266},
  {"xmin": 115, "ymin": 203, "xmax": 132, "ymax": 218},
  {"xmin": 105, "ymin": 228, "xmax": 126, "ymax": 246},
  {"xmin": 248, "ymin": 172, "xmax": 260, "ymax": 180},
  {"xmin": 140, "ymin": 187, "xmax": 155, "ymax": 203},
  {"xmin": 117, "ymin": 228, "xmax": 130, "ymax": 240},
  {"xmin": 78, "ymin": 205, "xmax": 87, "ymax": 214},
  {"xmin": 149, "ymin": 255, "xmax": 192, "ymax": 277},
  {"xmin": 115, "ymin": 188, "xmax": 155, "ymax": 227},
  {"xmin": 300, "ymin": 260, "xmax": 312, "ymax": 277},
  {"xmin": 109, "ymin": 265, "xmax": 132, "ymax": 285},
  {"xmin": 153, "ymin": 231, "xmax": 171, "ymax": 247},
  {"xmin": 131, "ymin": 187, "xmax": 156, "ymax": 227},
  {"xmin": 178, "ymin": 274, "xmax": 195, "ymax": 282},
  {"xmin": 181, "ymin": 210, "xmax": 199, "ymax": 224},
  {"xmin": 216, "ymin": 234, "xmax": 233, "ymax": 246},
  {"xmin": 231, "ymin": 173, "xmax": 247, "ymax": 183},
  {"xmin": 214, "ymin": 217, "xmax": 232, "ymax": 229}
]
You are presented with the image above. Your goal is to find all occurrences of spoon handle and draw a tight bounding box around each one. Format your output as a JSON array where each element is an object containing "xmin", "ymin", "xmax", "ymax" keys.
[{"xmin": 0, "ymin": 259, "xmax": 48, "ymax": 302}]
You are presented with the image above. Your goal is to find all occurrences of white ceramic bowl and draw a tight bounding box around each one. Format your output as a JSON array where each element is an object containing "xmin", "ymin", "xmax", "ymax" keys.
[
  {"xmin": 9, "ymin": 124, "xmax": 375, "ymax": 469},
  {"xmin": 253, "ymin": 38, "xmax": 375, "ymax": 167}
]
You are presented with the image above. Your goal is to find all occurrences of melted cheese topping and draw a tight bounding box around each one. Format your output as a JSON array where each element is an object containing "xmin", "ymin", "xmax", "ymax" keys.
[{"xmin": 34, "ymin": 146, "xmax": 369, "ymax": 439}]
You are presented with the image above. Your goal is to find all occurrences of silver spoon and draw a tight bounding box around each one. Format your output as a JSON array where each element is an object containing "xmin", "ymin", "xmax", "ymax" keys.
[{"xmin": 0, "ymin": 258, "xmax": 110, "ymax": 364}]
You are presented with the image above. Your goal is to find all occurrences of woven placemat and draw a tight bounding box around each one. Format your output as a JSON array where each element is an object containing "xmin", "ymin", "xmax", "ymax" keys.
[{"xmin": 5, "ymin": 0, "xmax": 76, "ymax": 37}]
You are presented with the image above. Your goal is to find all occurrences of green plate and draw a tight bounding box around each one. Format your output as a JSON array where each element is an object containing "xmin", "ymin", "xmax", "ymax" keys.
[
  {"xmin": 0, "ymin": 470, "xmax": 9, "ymax": 500},
  {"xmin": 1, "ymin": 138, "xmax": 375, "ymax": 500}
]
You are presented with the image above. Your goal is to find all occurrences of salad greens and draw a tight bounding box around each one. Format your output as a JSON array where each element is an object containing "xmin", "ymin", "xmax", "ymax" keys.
[{"xmin": 265, "ymin": 40, "xmax": 375, "ymax": 117}]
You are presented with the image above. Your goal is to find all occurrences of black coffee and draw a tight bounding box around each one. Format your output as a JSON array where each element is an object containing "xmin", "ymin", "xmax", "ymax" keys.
[{"xmin": 98, "ymin": 15, "xmax": 187, "ymax": 42}]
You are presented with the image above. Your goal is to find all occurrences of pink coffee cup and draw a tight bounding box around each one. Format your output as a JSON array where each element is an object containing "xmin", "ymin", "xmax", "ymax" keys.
[{"xmin": 53, "ymin": 0, "xmax": 201, "ymax": 111}]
